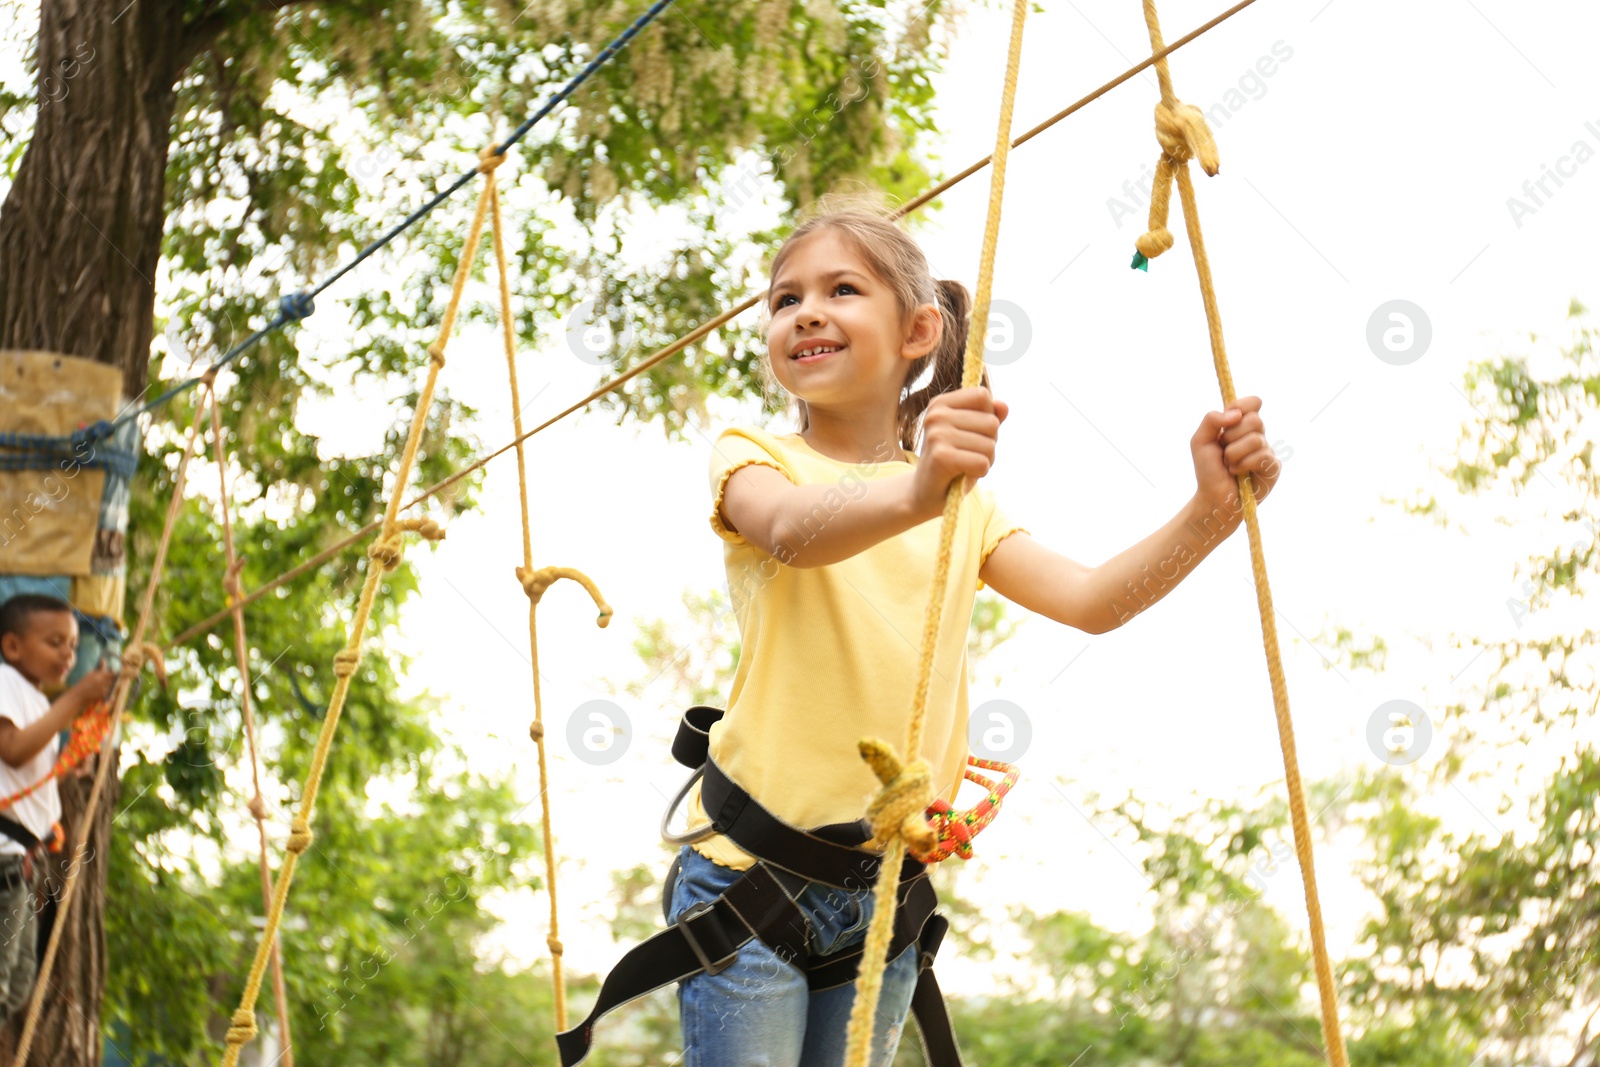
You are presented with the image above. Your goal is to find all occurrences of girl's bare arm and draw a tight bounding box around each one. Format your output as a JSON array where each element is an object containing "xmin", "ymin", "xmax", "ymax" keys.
[
  {"xmin": 718, "ymin": 464, "xmax": 930, "ymax": 568},
  {"xmin": 719, "ymin": 388, "xmax": 1008, "ymax": 569},
  {"xmin": 978, "ymin": 496, "xmax": 1242, "ymax": 634}
]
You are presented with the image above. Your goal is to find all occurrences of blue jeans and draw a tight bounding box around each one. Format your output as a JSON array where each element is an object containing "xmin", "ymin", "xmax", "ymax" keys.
[{"xmin": 667, "ymin": 845, "xmax": 921, "ymax": 1067}]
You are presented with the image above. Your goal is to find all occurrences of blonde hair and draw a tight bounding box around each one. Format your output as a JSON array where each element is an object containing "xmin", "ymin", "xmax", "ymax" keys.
[{"xmin": 758, "ymin": 193, "xmax": 989, "ymax": 452}]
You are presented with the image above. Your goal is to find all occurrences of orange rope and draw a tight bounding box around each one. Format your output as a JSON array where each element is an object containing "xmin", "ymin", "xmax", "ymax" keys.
[{"xmin": 0, "ymin": 702, "xmax": 112, "ymax": 811}]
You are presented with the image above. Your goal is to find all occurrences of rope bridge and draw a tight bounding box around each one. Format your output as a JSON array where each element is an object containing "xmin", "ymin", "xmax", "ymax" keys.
[{"xmin": 0, "ymin": 0, "xmax": 1357, "ymax": 1064}]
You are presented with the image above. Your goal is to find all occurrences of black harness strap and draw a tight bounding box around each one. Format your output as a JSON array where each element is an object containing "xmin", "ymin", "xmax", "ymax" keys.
[
  {"xmin": 0, "ymin": 815, "xmax": 51, "ymax": 890},
  {"xmin": 555, "ymin": 707, "xmax": 966, "ymax": 1067},
  {"xmin": 555, "ymin": 860, "xmax": 812, "ymax": 1065},
  {"xmin": 0, "ymin": 816, "xmax": 42, "ymax": 854},
  {"xmin": 701, "ymin": 757, "xmax": 885, "ymax": 889}
]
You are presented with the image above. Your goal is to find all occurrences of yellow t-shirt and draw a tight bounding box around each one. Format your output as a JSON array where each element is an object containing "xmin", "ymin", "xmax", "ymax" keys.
[{"xmin": 685, "ymin": 425, "xmax": 1026, "ymax": 870}]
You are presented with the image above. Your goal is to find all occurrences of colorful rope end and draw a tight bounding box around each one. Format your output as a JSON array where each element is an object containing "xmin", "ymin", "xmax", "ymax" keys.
[{"xmin": 1131, "ymin": 250, "xmax": 1150, "ymax": 272}]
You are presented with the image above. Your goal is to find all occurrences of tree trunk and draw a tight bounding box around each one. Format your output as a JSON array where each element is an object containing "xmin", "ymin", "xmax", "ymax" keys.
[
  {"xmin": 0, "ymin": 1, "xmax": 189, "ymax": 1063},
  {"xmin": 0, "ymin": 0, "xmax": 189, "ymax": 402}
]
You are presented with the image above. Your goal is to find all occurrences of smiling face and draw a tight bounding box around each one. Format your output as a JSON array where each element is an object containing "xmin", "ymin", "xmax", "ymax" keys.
[
  {"xmin": 765, "ymin": 227, "xmax": 939, "ymax": 424},
  {"xmin": 0, "ymin": 607, "xmax": 77, "ymax": 690}
]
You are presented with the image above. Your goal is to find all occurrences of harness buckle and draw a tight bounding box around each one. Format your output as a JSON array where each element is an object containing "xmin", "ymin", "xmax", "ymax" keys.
[{"xmin": 679, "ymin": 900, "xmax": 739, "ymax": 976}]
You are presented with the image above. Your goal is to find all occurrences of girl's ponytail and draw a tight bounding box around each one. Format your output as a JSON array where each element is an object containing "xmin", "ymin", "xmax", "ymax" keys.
[{"xmin": 898, "ymin": 278, "xmax": 991, "ymax": 452}]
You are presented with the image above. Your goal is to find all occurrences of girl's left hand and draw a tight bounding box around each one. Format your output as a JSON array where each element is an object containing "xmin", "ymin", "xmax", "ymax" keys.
[{"xmin": 1190, "ymin": 396, "xmax": 1280, "ymax": 515}]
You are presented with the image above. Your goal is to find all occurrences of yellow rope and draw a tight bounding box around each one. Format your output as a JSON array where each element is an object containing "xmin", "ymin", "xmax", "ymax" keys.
[
  {"xmin": 842, "ymin": 0, "xmax": 1028, "ymax": 1062},
  {"xmin": 215, "ymin": 145, "xmax": 503, "ymax": 1067},
  {"xmin": 11, "ymin": 391, "xmax": 212, "ymax": 1067},
  {"xmin": 485, "ymin": 160, "xmax": 612, "ymax": 1033},
  {"xmin": 208, "ymin": 383, "xmax": 295, "ymax": 1066},
  {"xmin": 1135, "ymin": 1, "xmax": 1348, "ymax": 1062}
]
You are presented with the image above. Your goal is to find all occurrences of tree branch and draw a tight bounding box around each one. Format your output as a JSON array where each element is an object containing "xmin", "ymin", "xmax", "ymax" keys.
[{"xmin": 179, "ymin": 0, "xmax": 316, "ymax": 64}]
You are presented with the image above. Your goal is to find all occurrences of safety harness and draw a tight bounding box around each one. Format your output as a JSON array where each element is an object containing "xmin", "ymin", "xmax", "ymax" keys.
[
  {"xmin": 0, "ymin": 815, "xmax": 58, "ymax": 889},
  {"xmin": 554, "ymin": 705, "xmax": 964, "ymax": 1066}
]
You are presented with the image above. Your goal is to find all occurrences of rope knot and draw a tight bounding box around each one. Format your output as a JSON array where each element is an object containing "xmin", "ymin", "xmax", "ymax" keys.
[
  {"xmin": 225, "ymin": 1007, "xmax": 258, "ymax": 1046},
  {"xmin": 1134, "ymin": 101, "xmax": 1221, "ymax": 267},
  {"xmin": 332, "ymin": 649, "xmax": 360, "ymax": 679},
  {"xmin": 118, "ymin": 642, "xmax": 168, "ymax": 690},
  {"xmin": 369, "ymin": 518, "xmax": 443, "ymax": 571},
  {"xmin": 247, "ymin": 795, "xmax": 269, "ymax": 822},
  {"xmin": 223, "ymin": 557, "xmax": 246, "ymax": 603},
  {"xmin": 369, "ymin": 535, "xmax": 404, "ymax": 570},
  {"xmin": 546, "ymin": 935, "xmax": 564, "ymax": 956},
  {"xmin": 528, "ymin": 721, "xmax": 545, "ymax": 743},
  {"xmin": 398, "ymin": 517, "xmax": 446, "ymax": 542},
  {"xmin": 858, "ymin": 738, "xmax": 937, "ymax": 855},
  {"xmin": 1153, "ymin": 99, "xmax": 1219, "ymax": 174},
  {"xmin": 427, "ymin": 341, "xmax": 447, "ymax": 368},
  {"xmin": 287, "ymin": 817, "xmax": 313, "ymax": 854},
  {"xmin": 478, "ymin": 144, "xmax": 508, "ymax": 174},
  {"xmin": 118, "ymin": 646, "xmax": 142, "ymax": 681},
  {"xmin": 278, "ymin": 291, "xmax": 316, "ymax": 323}
]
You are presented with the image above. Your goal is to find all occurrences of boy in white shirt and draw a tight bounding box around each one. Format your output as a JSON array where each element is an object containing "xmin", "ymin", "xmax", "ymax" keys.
[{"xmin": 0, "ymin": 595, "xmax": 113, "ymax": 1023}]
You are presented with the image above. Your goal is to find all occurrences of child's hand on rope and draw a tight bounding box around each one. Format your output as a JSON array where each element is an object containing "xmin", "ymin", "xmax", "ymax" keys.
[
  {"xmin": 911, "ymin": 387, "xmax": 1009, "ymax": 522},
  {"xmin": 69, "ymin": 666, "xmax": 117, "ymax": 712},
  {"xmin": 1191, "ymin": 396, "xmax": 1280, "ymax": 516}
]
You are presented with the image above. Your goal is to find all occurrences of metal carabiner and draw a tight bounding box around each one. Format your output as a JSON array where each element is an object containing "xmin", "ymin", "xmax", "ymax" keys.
[{"xmin": 660, "ymin": 766, "xmax": 718, "ymax": 846}]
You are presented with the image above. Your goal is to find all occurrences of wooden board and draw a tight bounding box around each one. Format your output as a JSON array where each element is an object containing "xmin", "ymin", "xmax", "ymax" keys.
[{"xmin": 0, "ymin": 350, "xmax": 123, "ymax": 579}]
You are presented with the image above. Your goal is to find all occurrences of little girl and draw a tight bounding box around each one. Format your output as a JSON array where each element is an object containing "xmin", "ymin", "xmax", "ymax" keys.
[{"xmin": 574, "ymin": 199, "xmax": 1279, "ymax": 1067}]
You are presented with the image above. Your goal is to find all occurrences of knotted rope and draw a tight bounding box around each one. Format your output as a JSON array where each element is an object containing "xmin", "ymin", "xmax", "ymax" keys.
[
  {"xmin": 208, "ymin": 383, "xmax": 296, "ymax": 1066},
  {"xmin": 1133, "ymin": 1, "xmax": 1349, "ymax": 1062},
  {"xmin": 842, "ymin": 0, "xmax": 1029, "ymax": 1062},
  {"xmin": 917, "ymin": 757, "xmax": 1020, "ymax": 863},
  {"xmin": 1132, "ymin": 97, "xmax": 1218, "ymax": 267},
  {"xmin": 216, "ymin": 143, "xmax": 490, "ymax": 1067},
  {"xmin": 484, "ymin": 147, "xmax": 611, "ymax": 1031},
  {"xmin": 12, "ymin": 395, "xmax": 211, "ymax": 1067}
]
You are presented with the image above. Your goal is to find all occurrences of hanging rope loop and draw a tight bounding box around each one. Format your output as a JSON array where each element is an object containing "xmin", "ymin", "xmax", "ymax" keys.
[
  {"xmin": 1135, "ymin": 100, "xmax": 1219, "ymax": 266},
  {"xmin": 368, "ymin": 517, "xmax": 446, "ymax": 571},
  {"xmin": 515, "ymin": 565, "xmax": 613, "ymax": 627},
  {"xmin": 915, "ymin": 756, "xmax": 1021, "ymax": 863}
]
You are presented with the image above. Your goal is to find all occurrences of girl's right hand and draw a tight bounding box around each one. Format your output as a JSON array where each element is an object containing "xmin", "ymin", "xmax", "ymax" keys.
[{"xmin": 910, "ymin": 387, "xmax": 1009, "ymax": 521}]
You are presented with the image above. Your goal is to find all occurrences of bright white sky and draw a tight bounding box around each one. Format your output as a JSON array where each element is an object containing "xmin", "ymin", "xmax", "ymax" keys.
[
  {"xmin": 8, "ymin": 0, "xmax": 1600, "ymax": 1030},
  {"xmin": 334, "ymin": 0, "xmax": 1600, "ymax": 1008}
]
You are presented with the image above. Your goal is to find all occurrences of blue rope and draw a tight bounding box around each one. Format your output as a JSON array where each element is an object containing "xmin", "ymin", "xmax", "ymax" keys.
[
  {"xmin": 0, "ymin": 421, "xmax": 139, "ymax": 478},
  {"xmin": 34, "ymin": 0, "xmax": 674, "ymax": 448}
]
